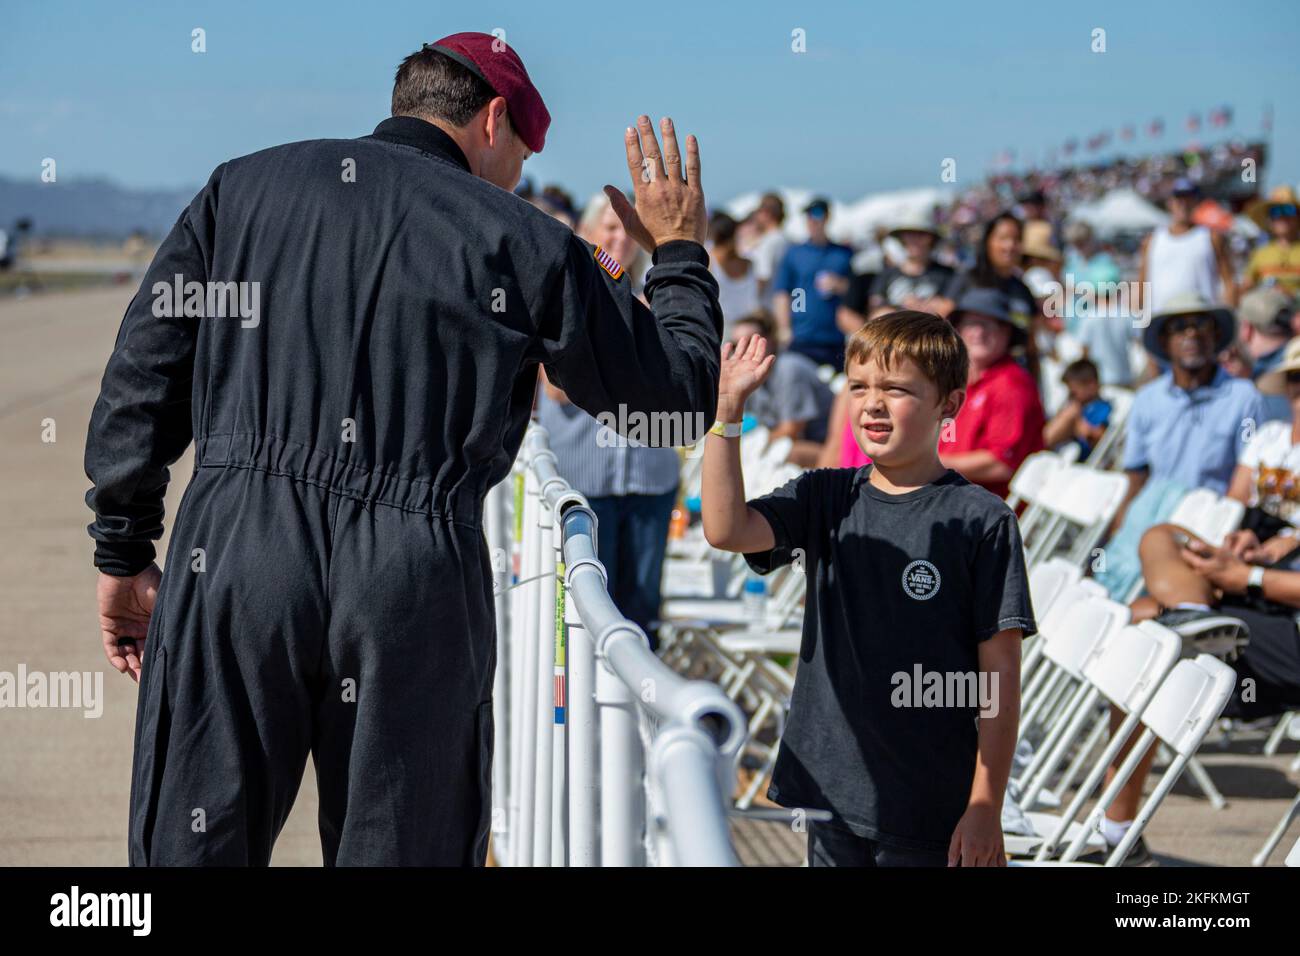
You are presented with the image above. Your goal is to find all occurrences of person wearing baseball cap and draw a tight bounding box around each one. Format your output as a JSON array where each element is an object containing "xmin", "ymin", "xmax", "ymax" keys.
[
  {"xmin": 1139, "ymin": 177, "xmax": 1237, "ymax": 315},
  {"xmin": 772, "ymin": 196, "xmax": 853, "ymax": 371},
  {"xmin": 1240, "ymin": 286, "xmax": 1299, "ymax": 377},
  {"xmin": 1237, "ymin": 285, "xmax": 1299, "ymax": 423},
  {"xmin": 938, "ymin": 286, "xmax": 1045, "ymax": 499},
  {"xmin": 84, "ymin": 33, "xmax": 722, "ymax": 866}
]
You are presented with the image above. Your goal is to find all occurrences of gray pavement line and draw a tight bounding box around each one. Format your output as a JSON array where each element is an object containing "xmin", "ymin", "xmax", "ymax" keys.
[{"xmin": 0, "ymin": 369, "xmax": 102, "ymax": 420}]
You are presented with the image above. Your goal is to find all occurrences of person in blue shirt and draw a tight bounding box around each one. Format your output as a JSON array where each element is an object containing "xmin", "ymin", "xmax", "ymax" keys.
[
  {"xmin": 772, "ymin": 197, "xmax": 854, "ymax": 372},
  {"xmin": 1111, "ymin": 292, "xmax": 1268, "ymax": 532}
]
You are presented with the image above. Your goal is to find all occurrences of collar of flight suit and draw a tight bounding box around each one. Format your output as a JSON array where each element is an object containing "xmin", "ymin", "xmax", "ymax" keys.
[{"xmin": 367, "ymin": 116, "xmax": 472, "ymax": 174}]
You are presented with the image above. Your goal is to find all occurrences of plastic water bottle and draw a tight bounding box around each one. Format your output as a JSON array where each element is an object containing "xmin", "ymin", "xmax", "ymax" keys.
[{"xmin": 742, "ymin": 573, "xmax": 767, "ymax": 630}]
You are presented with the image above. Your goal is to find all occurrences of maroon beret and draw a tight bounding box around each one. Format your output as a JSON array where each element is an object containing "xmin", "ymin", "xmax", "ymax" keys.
[{"xmin": 426, "ymin": 32, "xmax": 551, "ymax": 154}]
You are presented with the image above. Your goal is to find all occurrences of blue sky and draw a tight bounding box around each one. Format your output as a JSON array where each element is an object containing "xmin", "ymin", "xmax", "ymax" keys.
[{"xmin": 2, "ymin": 0, "xmax": 1297, "ymax": 204}]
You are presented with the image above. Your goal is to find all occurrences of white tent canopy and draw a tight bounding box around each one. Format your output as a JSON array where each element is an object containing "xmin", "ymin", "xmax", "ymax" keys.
[
  {"xmin": 1068, "ymin": 188, "xmax": 1168, "ymax": 238},
  {"xmin": 722, "ymin": 186, "xmax": 952, "ymax": 247}
]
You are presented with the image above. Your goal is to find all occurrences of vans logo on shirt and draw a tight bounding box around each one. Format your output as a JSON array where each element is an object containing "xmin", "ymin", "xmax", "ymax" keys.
[{"xmin": 901, "ymin": 559, "xmax": 941, "ymax": 600}]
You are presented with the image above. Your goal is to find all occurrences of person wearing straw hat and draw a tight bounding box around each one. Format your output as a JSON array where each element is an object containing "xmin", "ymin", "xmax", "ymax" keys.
[
  {"xmin": 866, "ymin": 216, "xmax": 953, "ymax": 314},
  {"xmin": 1109, "ymin": 292, "xmax": 1267, "ymax": 533},
  {"xmin": 1243, "ymin": 185, "xmax": 1300, "ymax": 296},
  {"xmin": 1019, "ymin": 219, "xmax": 1062, "ymax": 301}
]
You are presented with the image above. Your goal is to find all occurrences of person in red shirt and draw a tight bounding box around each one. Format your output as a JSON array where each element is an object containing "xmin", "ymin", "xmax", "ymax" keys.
[{"xmin": 939, "ymin": 286, "xmax": 1045, "ymax": 498}]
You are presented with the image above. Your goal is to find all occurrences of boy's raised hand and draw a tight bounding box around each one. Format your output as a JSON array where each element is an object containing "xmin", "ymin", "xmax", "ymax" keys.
[{"xmin": 717, "ymin": 334, "xmax": 776, "ymax": 421}]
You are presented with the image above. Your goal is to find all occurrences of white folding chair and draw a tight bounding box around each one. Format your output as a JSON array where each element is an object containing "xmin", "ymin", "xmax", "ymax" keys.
[
  {"xmin": 1009, "ymin": 621, "xmax": 1182, "ymax": 859},
  {"xmin": 1029, "ymin": 557, "xmax": 1082, "ymax": 615},
  {"xmin": 1055, "ymin": 653, "xmax": 1236, "ymax": 864},
  {"xmin": 1008, "ymin": 451, "xmax": 1068, "ymax": 538},
  {"xmin": 1166, "ymin": 488, "xmax": 1246, "ymax": 547},
  {"xmin": 1015, "ymin": 596, "xmax": 1132, "ymax": 810},
  {"xmin": 661, "ymin": 561, "xmax": 805, "ymax": 633},
  {"xmin": 1253, "ymin": 713, "xmax": 1300, "ymax": 866},
  {"xmin": 1022, "ymin": 577, "xmax": 1108, "ymax": 682},
  {"xmin": 1263, "ymin": 710, "xmax": 1299, "ymax": 756},
  {"xmin": 1024, "ymin": 466, "xmax": 1128, "ymax": 569},
  {"xmin": 714, "ymin": 629, "xmax": 801, "ymax": 808},
  {"xmin": 1017, "ymin": 592, "xmax": 1119, "ymax": 755}
]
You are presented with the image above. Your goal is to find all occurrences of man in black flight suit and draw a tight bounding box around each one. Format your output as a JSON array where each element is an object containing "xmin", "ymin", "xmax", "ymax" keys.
[{"xmin": 84, "ymin": 32, "xmax": 721, "ymax": 866}]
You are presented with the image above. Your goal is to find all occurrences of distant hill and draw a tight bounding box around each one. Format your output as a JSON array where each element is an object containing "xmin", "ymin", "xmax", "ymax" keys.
[{"xmin": 0, "ymin": 175, "xmax": 198, "ymax": 240}]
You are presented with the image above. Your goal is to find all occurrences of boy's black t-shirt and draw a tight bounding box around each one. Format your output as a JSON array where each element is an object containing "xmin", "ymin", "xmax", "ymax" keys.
[{"xmin": 743, "ymin": 465, "xmax": 1036, "ymax": 851}]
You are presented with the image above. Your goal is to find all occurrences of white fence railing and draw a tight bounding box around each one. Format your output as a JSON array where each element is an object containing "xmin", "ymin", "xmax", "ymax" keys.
[{"xmin": 487, "ymin": 425, "xmax": 746, "ymax": 866}]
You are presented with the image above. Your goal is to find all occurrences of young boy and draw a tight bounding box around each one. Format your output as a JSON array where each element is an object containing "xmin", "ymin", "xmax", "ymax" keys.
[
  {"xmin": 701, "ymin": 310, "xmax": 1034, "ymax": 866},
  {"xmin": 1043, "ymin": 358, "xmax": 1112, "ymax": 459}
]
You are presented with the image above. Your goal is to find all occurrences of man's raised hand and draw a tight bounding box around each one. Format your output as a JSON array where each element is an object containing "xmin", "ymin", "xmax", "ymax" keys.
[{"xmin": 604, "ymin": 115, "xmax": 706, "ymax": 254}]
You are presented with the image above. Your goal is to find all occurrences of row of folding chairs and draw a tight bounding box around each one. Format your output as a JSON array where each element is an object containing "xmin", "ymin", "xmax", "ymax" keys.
[
  {"xmin": 1006, "ymin": 580, "xmax": 1239, "ymax": 864},
  {"xmin": 1020, "ymin": 555, "xmax": 1300, "ymax": 864},
  {"xmin": 1010, "ymin": 453, "xmax": 1129, "ymax": 570}
]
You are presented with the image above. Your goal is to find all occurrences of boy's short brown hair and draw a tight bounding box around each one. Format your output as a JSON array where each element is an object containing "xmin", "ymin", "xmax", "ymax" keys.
[
  {"xmin": 1062, "ymin": 357, "xmax": 1100, "ymax": 385},
  {"xmin": 844, "ymin": 310, "xmax": 968, "ymax": 400}
]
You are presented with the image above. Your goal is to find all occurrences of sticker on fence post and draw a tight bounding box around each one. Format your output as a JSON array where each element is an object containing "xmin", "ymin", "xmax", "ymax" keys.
[{"xmin": 553, "ymin": 559, "xmax": 566, "ymax": 725}]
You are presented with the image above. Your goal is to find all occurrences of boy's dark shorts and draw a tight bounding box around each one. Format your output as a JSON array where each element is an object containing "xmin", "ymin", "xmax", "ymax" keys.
[{"xmin": 807, "ymin": 820, "xmax": 949, "ymax": 867}]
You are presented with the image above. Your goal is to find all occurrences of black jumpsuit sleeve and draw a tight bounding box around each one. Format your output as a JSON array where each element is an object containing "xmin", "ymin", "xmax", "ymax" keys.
[
  {"xmin": 533, "ymin": 236, "xmax": 722, "ymax": 440},
  {"xmin": 83, "ymin": 167, "xmax": 221, "ymax": 576}
]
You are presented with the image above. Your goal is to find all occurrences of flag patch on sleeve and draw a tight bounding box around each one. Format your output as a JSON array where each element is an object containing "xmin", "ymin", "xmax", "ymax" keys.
[{"xmin": 593, "ymin": 245, "xmax": 624, "ymax": 280}]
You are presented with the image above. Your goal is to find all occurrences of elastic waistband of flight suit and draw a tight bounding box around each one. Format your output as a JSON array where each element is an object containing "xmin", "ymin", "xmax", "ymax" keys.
[{"xmin": 195, "ymin": 431, "xmax": 484, "ymax": 527}]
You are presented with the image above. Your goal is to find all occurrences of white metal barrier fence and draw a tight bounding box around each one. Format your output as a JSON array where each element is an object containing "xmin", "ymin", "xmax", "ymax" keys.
[{"xmin": 486, "ymin": 425, "xmax": 746, "ymax": 866}]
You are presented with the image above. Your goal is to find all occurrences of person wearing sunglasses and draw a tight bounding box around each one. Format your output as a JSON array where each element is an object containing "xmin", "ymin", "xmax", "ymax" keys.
[
  {"xmin": 1243, "ymin": 185, "xmax": 1300, "ymax": 297},
  {"xmin": 1109, "ymin": 292, "xmax": 1268, "ymax": 537}
]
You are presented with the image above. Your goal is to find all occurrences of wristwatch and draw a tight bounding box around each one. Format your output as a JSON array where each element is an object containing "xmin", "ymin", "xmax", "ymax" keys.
[
  {"xmin": 1247, "ymin": 565, "xmax": 1267, "ymax": 599},
  {"xmin": 709, "ymin": 420, "xmax": 743, "ymax": 438}
]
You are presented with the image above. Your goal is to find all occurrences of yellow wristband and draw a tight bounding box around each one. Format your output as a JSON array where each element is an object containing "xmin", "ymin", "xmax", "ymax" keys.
[{"xmin": 710, "ymin": 420, "xmax": 743, "ymax": 438}]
